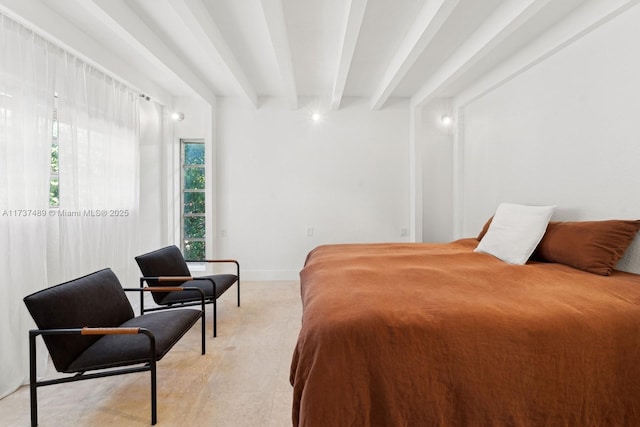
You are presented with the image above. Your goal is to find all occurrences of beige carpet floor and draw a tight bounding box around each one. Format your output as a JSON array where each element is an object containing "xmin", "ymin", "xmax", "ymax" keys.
[{"xmin": 0, "ymin": 281, "xmax": 302, "ymax": 427}]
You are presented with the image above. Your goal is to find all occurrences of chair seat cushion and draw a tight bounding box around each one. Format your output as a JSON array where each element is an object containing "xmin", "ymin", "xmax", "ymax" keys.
[
  {"xmin": 65, "ymin": 309, "xmax": 201, "ymax": 373},
  {"xmin": 158, "ymin": 274, "xmax": 238, "ymax": 305}
]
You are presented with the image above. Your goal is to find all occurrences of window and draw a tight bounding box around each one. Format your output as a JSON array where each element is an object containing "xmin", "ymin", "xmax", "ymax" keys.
[
  {"xmin": 181, "ymin": 139, "xmax": 206, "ymax": 260},
  {"xmin": 49, "ymin": 95, "xmax": 59, "ymax": 207}
]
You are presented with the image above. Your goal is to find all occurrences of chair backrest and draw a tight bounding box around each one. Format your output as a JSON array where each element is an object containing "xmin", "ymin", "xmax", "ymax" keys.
[
  {"xmin": 135, "ymin": 245, "xmax": 191, "ymax": 303},
  {"xmin": 23, "ymin": 268, "xmax": 135, "ymax": 373}
]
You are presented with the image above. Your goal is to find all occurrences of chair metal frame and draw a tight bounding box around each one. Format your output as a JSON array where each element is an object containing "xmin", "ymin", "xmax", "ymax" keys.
[
  {"xmin": 139, "ymin": 258, "xmax": 240, "ymax": 337},
  {"xmin": 27, "ymin": 286, "xmax": 205, "ymax": 426}
]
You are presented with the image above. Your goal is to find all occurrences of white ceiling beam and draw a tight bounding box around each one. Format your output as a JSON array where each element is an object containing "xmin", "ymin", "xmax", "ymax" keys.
[
  {"xmin": 370, "ymin": 0, "xmax": 460, "ymax": 110},
  {"xmin": 169, "ymin": 0, "xmax": 257, "ymax": 108},
  {"xmin": 0, "ymin": 0, "xmax": 172, "ymax": 105},
  {"xmin": 330, "ymin": 0, "xmax": 368, "ymax": 110},
  {"xmin": 411, "ymin": 0, "xmax": 553, "ymax": 108},
  {"xmin": 259, "ymin": 0, "xmax": 298, "ymax": 109},
  {"xmin": 82, "ymin": 0, "xmax": 217, "ymax": 106},
  {"xmin": 454, "ymin": 0, "xmax": 640, "ymax": 107}
]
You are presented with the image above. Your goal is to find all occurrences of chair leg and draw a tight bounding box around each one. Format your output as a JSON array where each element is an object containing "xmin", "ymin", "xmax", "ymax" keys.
[
  {"xmin": 201, "ymin": 310, "xmax": 206, "ymax": 355},
  {"xmin": 212, "ymin": 281, "xmax": 218, "ymax": 337},
  {"xmin": 213, "ymin": 298, "xmax": 217, "ymax": 337},
  {"xmin": 139, "ymin": 329, "xmax": 158, "ymax": 426},
  {"xmin": 151, "ymin": 359, "xmax": 157, "ymax": 425},
  {"xmin": 237, "ymin": 280, "xmax": 240, "ymax": 307},
  {"xmin": 29, "ymin": 332, "xmax": 38, "ymax": 427}
]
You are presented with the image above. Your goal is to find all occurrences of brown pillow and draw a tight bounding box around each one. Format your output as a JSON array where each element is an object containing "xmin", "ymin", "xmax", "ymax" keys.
[
  {"xmin": 476, "ymin": 216, "xmax": 493, "ymax": 241},
  {"xmin": 534, "ymin": 220, "xmax": 640, "ymax": 275}
]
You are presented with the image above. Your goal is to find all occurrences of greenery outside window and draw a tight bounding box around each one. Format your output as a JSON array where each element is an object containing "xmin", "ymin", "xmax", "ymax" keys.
[
  {"xmin": 181, "ymin": 139, "xmax": 205, "ymax": 260},
  {"xmin": 49, "ymin": 95, "xmax": 59, "ymax": 207}
]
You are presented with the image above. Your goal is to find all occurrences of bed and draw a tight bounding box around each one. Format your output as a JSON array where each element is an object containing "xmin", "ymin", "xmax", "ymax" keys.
[{"xmin": 290, "ymin": 217, "xmax": 640, "ymax": 427}]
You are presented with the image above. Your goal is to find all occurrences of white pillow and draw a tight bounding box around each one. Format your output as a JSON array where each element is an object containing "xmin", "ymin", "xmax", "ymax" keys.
[{"xmin": 474, "ymin": 203, "xmax": 555, "ymax": 265}]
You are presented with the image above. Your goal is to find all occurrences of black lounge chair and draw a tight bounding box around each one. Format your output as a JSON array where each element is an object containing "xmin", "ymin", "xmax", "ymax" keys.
[
  {"xmin": 135, "ymin": 245, "xmax": 240, "ymax": 337},
  {"xmin": 23, "ymin": 268, "xmax": 205, "ymax": 426}
]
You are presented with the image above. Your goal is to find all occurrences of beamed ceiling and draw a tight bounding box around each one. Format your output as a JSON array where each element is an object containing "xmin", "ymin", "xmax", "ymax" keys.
[{"xmin": 0, "ymin": 0, "xmax": 637, "ymax": 109}]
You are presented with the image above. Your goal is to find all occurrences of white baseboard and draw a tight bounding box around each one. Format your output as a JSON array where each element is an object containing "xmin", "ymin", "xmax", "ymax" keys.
[{"xmin": 241, "ymin": 270, "xmax": 300, "ymax": 281}]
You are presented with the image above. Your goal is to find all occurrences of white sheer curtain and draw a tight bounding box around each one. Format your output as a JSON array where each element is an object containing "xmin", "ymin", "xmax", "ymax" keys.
[
  {"xmin": 0, "ymin": 14, "xmax": 55, "ymax": 399},
  {"xmin": 0, "ymin": 13, "xmax": 140, "ymax": 398},
  {"xmin": 52, "ymin": 53, "xmax": 140, "ymax": 286}
]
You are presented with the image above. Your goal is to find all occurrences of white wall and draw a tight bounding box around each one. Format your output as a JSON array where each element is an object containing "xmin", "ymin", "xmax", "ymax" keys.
[
  {"xmin": 447, "ymin": 4, "xmax": 640, "ymax": 269},
  {"xmin": 216, "ymin": 97, "xmax": 411, "ymax": 280},
  {"xmin": 421, "ymin": 101, "xmax": 454, "ymax": 243}
]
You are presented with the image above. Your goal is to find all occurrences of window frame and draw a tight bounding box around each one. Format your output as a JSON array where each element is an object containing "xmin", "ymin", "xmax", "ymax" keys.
[{"xmin": 180, "ymin": 139, "xmax": 206, "ymax": 260}]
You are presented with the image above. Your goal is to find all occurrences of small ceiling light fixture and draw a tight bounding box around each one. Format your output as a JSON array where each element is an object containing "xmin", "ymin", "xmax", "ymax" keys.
[
  {"xmin": 440, "ymin": 114, "xmax": 452, "ymax": 126},
  {"xmin": 171, "ymin": 112, "xmax": 185, "ymax": 121},
  {"xmin": 311, "ymin": 112, "xmax": 321, "ymax": 122}
]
